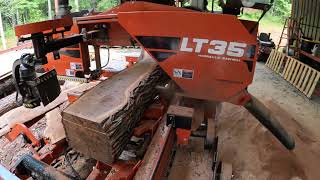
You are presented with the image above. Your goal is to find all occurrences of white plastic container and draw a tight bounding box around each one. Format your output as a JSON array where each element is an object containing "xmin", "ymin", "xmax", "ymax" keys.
[{"xmin": 312, "ymin": 44, "xmax": 320, "ymax": 57}]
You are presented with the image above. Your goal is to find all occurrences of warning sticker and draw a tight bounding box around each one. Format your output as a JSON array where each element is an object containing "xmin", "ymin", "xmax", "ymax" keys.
[
  {"xmin": 66, "ymin": 69, "xmax": 75, "ymax": 77},
  {"xmin": 70, "ymin": 62, "xmax": 83, "ymax": 70},
  {"xmin": 173, "ymin": 68, "xmax": 193, "ymax": 79}
]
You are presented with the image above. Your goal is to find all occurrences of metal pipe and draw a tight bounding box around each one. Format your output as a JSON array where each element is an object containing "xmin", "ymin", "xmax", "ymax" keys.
[
  {"xmin": 15, "ymin": 154, "xmax": 73, "ymax": 180},
  {"xmin": 244, "ymin": 95, "xmax": 295, "ymax": 150}
]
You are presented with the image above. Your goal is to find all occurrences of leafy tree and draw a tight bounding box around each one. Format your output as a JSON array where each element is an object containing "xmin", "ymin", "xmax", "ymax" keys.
[{"xmin": 97, "ymin": 0, "xmax": 119, "ymax": 11}]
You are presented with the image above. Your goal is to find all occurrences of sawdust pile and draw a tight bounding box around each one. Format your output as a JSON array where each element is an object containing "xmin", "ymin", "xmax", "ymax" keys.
[{"xmin": 218, "ymin": 101, "xmax": 320, "ymax": 180}]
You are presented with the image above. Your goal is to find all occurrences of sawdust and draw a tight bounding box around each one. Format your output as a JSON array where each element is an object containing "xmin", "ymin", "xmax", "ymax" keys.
[
  {"xmin": 168, "ymin": 137, "xmax": 213, "ymax": 180},
  {"xmin": 217, "ymin": 101, "xmax": 320, "ymax": 180}
]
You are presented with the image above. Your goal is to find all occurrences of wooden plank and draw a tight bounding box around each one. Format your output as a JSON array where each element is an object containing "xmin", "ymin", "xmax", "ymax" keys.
[
  {"xmin": 269, "ymin": 51, "xmax": 278, "ymax": 69},
  {"xmin": 63, "ymin": 59, "xmax": 167, "ymax": 164},
  {"xmin": 267, "ymin": 50, "xmax": 275, "ymax": 66},
  {"xmin": 297, "ymin": 66, "xmax": 308, "ymax": 89},
  {"xmin": 299, "ymin": 67, "xmax": 311, "ymax": 92},
  {"xmin": 44, "ymin": 108, "xmax": 66, "ymax": 144},
  {"xmin": 281, "ymin": 57, "xmax": 290, "ymax": 77},
  {"xmin": 286, "ymin": 58, "xmax": 297, "ymax": 82},
  {"xmin": 273, "ymin": 52, "xmax": 281, "ymax": 70},
  {"xmin": 304, "ymin": 69, "xmax": 317, "ymax": 95},
  {"xmin": 284, "ymin": 58, "xmax": 293, "ymax": 79},
  {"xmin": 294, "ymin": 63, "xmax": 305, "ymax": 86},
  {"xmin": 275, "ymin": 55, "xmax": 285, "ymax": 73},
  {"xmin": 265, "ymin": 50, "xmax": 274, "ymax": 66},
  {"xmin": 290, "ymin": 61, "xmax": 301, "ymax": 84},
  {"xmin": 271, "ymin": 52, "xmax": 280, "ymax": 70},
  {"xmin": 307, "ymin": 72, "xmax": 320, "ymax": 97}
]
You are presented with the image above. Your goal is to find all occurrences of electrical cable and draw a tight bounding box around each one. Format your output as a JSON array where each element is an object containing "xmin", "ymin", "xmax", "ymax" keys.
[{"xmin": 101, "ymin": 46, "xmax": 110, "ymax": 69}]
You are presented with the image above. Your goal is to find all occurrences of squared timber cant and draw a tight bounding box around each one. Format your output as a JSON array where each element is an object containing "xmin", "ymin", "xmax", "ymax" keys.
[{"xmin": 62, "ymin": 59, "xmax": 166, "ymax": 164}]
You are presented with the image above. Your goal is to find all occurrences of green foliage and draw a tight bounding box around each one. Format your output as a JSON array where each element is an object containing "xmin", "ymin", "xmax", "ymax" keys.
[
  {"xmin": 271, "ymin": 0, "xmax": 291, "ymax": 17},
  {"xmin": 97, "ymin": 0, "xmax": 119, "ymax": 11},
  {"xmin": 206, "ymin": 0, "xmax": 291, "ymax": 20}
]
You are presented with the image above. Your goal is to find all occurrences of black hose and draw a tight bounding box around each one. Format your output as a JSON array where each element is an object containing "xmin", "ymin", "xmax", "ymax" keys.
[
  {"xmin": 101, "ymin": 47, "xmax": 110, "ymax": 69},
  {"xmin": 244, "ymin": 96, "xmax": 295, "ymax": 150}
]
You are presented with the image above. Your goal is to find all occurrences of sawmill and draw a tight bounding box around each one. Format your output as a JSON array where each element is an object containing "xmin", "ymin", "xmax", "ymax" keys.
[{"xmin": 0, "ymin": 0, "xmax": 319, "ymax": 179}]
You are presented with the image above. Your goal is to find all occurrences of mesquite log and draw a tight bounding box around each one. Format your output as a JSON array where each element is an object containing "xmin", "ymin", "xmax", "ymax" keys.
[
  {"xmin": 0, "ymin": 93, "xmax": 19, "ymax": 116},
  {"xmin": 62, "ymin": 59, "xmax": 168, "ymax": 163},
  {"xmin": 0, "ymin": 76, "xmax": 15, "ymax": 99}
]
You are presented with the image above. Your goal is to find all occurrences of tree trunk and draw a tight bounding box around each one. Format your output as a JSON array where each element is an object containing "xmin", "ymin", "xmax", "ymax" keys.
[
  {"xmin": 91, "ymin": 0, "xmax": 97, "ymax": 10},
  {"xmin": 48, "ymin": 0, "xmax": 52, "ymax": 19},
  {"xmin": 16, "ymin": 10, "xmax": 20, "ymax": 25},
  {"xmin": 0, "ymin": 12, "xmax": 7, "ymax": 50},
  {"xmin": 75, "ymin": 0, "xmax": 80, "ymax": 12}
]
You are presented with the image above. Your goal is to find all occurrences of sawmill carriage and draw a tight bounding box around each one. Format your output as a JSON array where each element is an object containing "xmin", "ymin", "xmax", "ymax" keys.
[{"xmin": 0, "ymin": 0, "xmax": 296, "ymax": 179}]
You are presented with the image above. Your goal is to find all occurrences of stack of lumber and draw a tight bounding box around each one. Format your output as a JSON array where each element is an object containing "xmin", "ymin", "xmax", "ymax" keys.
[{"xmin": 63, "ymin": 59, "xmax": 168, "ymax": 164}]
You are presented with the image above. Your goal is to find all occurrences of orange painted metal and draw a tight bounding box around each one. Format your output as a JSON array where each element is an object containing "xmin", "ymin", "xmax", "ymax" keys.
[
  {"xmin": 5, "ymin": 123, "xmax": 41, "ymax": 147},
  {"xmin": 133, "ymin": 118, "xmax": 162, "ymax": 137},
  {"xmin": 143, "ymin": 101, "xmax": 166, "ymax": 120},
  {"xmin": 87, "ymin": 160, "xmax": 141, "ymax": 180},
  {"xmin": 118, "ymin": 10, "xmax": 257, "ymax": 102},
  {"xmin": 38, "ymin": 140, "xmax": 67, "ymax": 164},
  {"xmin": 176, "ymin": 128, "xmax": 191, "ymax": 145},
  {"xmin": 151, "ymin": 126, "xmax": 175, "ymax": 180},
  {"xmin": 86, "ymin": 161, "xmax": 112, "ymax": 180},
  {"xmin": 108, "ymin": 161, "xmax": 142, "ymax": 180},
  {"xmin": 100, "ymin": 70, "xmax": 115, "ymax": 78},
  {"xmin": 15, "ymin": 17, "xmax": 73, "ymax": 36},
  {"xmin": 125, "ymin": 56, "xmax": 138, "ymax": 68},
  {"xmin": 67, "ymin": 1, "xmax": 258, "ymax": 103},
  {"xmin": 67, "ymin": 92, "xmax": 82, "ymax": 103},
  {"xmin": 134, "ymin": 100, "xmax": 166, "ymax": 136},
  {"xmin": 13, "ymin": 2, "xmax": 258, "ymax": 104}
]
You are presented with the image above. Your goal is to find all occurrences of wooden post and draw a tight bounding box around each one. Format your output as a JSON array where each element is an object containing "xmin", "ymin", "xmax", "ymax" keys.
[
  {"xmin": 75, "ymin": 0, "xmax": 80, "ymax": 12},
  {"xmin": 0, "ymin": 12, "xmax": 7, "ymax": 50},
  {"xmin": 48, "ymin": 0, "xmax": 52, "ymax": 19}
]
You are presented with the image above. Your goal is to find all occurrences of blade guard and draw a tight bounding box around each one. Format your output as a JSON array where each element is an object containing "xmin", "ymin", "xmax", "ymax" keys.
[{"xmin": 118, "ymin": 11, "xmax": 258, "ymax": 102}]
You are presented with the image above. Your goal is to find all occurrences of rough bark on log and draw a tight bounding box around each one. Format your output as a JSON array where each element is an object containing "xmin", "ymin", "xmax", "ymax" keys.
[
  {"xmin": 62, "ymin": 59, "xmax": 168, "ymax": 164},
  {"xmin": 0, "ymin": 76, "xmax": 15, "ymax": 99},
  {"xmin": 0, "ymin": 93, "xmax": 19, "ymax": 116}
]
